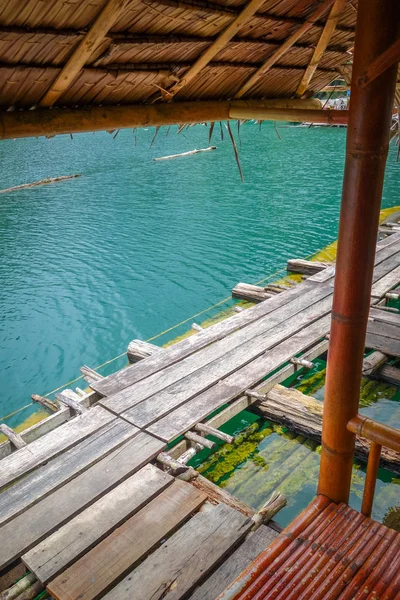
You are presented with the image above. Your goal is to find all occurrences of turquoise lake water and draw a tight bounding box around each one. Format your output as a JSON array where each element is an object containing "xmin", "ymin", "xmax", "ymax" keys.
[{"xmin": 1, "ymin": 123, "xmax": 400, "ymax": 425}]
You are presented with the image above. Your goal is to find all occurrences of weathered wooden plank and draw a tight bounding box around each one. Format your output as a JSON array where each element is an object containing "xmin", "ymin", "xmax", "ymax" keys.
[
  {"xmin": 232, "ymin": 283, "xmax": 273, "ymax": 302},
  {"xmin": 101, "ymin": 503, "xmax": 252, "ymax": 600},
  {"xmin": 378, "ymin": 364, "xmax": 400, "ymax": 385},
  {"xmin": 190, "ymin": 525, "xmax": 278, "ymax": 600},
  {"xmin": 371, "ymin": 264, "xmax": 400, "ymax": 298},
  {"xmin": 0, "ymin": 419, "xmax": 138, "ymax": 527},
  {"xmin": 367, "ymin": 319, "xmax": 400, "ymax": 341},
  {"xmin": 47, "ymin": 480, "xmax": 207, "ymax": 600},
  {"xmin": 102, "ymin": 285, "xmax": 333, "ymax": 416},
  {"xmin": 147, "ymin": 313, "xmax": 331, "ymax": 442},
  {"xmin": 376, "ymin": 231, "xmax": 400, "ymax": 248},
  {"xmin": 0, "ymin": 391, "xmax": 98, "ymax": 461},
  {"xmin": 369, "ymin": 307, "xmax": 400, "ymax": 326},
  {"xmin": 365, "ymin": 332, "xmax": 400, "ymax": 357},
  {"xmin": 122, "ymin": 297, "xmax": 333, "ymax": 430},
  {"xmin": 0, "ymin": 407, "xmax": 114, "ymax": 490},
  {"xmin": 92, "ymin": 280, "xmax": 320, "ymax": 397},
  {"xmin": 309, "ymin": 239, "xmax": 400, "ymax": 284},
  {"xmin": 287, "ymin": 259, "xmax": 329, "ymax": 275},
  {"xmin": 23, "ymin": 464, "xmax": 173, "ymax": 584},
  {"xmin": 0, "ymin": 432, "xmax": 165, "ymax": 571}
]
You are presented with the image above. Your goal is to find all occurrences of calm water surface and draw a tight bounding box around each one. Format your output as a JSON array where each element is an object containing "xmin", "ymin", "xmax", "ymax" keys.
[{"xmin": 1, "ymin": 123, "xmax": 400, "ymax": 425}]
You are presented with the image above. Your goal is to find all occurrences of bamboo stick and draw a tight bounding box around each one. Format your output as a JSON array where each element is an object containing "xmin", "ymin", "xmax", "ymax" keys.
[
  {"xmin": 39, "ymin": 0, "xmax": 136, "ymax": 107},
  {"xmin": 31, "ymin": 394, "xmax": 60, "ymax": 413},
  {"xmin": 55, "ymin": 391, "xmax": 87, "ymax": 415},
  {"xmin": 165, "ymin": 0, "xmax": 268, "ymax": 99},
  {"xmin": 195, "ymin": 423, "xmax": 234, "ymax": 444},
  {"xmin": 0, "ymin": 574, "xmax": 36, "ymax": 600},
  {"xmin": 295, "ymin": 0, "xmax": 348, "ymax": 97},
  {"xmin": 229, "ymin": 107, "xmax": 349, "ymax": 124},
  {"xmin": 0, "ymin": 99, "xmax": 322, "ymax": 140},
  {"xmin": 0, "ymin": 425, "xmax": 26, "ymax": 450},
  {"xmin": 185, "ymin": 431, "xmax": 216, "ymax": 450},
  {"xmin": 234, "ymin": 0, "xmax": 336, "ymax": 98}
]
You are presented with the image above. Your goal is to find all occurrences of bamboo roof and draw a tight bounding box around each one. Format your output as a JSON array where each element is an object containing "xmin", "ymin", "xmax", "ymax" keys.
[{"xmin": 0, "ymin": 0, "xmax": 359, "ymax": 110}]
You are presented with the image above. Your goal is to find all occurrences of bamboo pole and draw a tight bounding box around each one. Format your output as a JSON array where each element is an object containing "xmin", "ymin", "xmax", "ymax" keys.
[
  {"xmin": 318, "ymin": 0, "xmax": 400, "ymax": 504},
  {"xmin": 165, "ymin": 0, "xmax": 268, "ymax": 98},
  {"xmin": 234, "ymin": 0, "xmax": 336, "ymax": 99},
  {"xmin": 39, "ymin": 0, "xmax": 134, "ymax": 107},
  {"xmin": 0, "ymin": 99, "xmax": 322, "ymax": 140},
  {"xmin": 295, "ymin": 0, "xmax": 348, "ymax": 98},
  {"xmin": 229, "ymin": 106, "xmax": 348, "ymax": 124}
]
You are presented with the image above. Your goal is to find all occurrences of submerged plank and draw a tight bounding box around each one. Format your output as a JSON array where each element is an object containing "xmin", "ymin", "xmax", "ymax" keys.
[
  {"xmin": 47, "ymin": 480, "xmax": 207, "ymax": 600},
  {"xmin": 102, "ymin": 502, "xmax": 252, "ymax": 600},
  {"xmin": 0, "ymin": 406, "xmax": 114, "ymax": 490},
  {"xmin": 0, "ymin": 432, "xmax": 165, "ymax": 571},
  {"xmin": 122, "ymin": 296, "xmax": 333, "ymax": 430},
  {"xmin": 92, "ymin": 280, "xmax": 319, "ymax": 397},
  {"xmin": 0, "ymin": 419, "xmax": 138, "ymax": 527},
  {"xmin": 106, "ymin": 287, "xmax": 333, "ymax": 417},
  {"xmin": 23, "ymin": 464, "xmax": 173, "ymax": 584},
  {"xmin": 190, "ymin": 525, "xmax": 278, "ymax": 600},
  {"xmin": 147, "ymin": 313, "xmax": 331, "ymax": 442}
]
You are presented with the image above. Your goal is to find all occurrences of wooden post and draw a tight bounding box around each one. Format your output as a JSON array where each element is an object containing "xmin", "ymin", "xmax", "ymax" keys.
[
  {"xmin": 318, "ymin": 0, "xmax": 400, "ymax": 504},
  {"xmin": 295, "ymin": 0, "xmax": 347, "ymax": 98}
]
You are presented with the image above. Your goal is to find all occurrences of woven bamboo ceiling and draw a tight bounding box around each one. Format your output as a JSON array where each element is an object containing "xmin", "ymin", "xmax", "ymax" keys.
[{"xmin": 0, "ymin": 0, "xmax": 358, "ymax": 111}]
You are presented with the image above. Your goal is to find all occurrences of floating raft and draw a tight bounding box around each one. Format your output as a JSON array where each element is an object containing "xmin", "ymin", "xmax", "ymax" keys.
[{"xmin": 1, "ymin": 233, "xmax": 400, "ymax": 599}]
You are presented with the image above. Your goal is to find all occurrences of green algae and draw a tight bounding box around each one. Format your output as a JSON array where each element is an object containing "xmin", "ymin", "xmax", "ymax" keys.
[
  {"xmin": 198, "ymin": 421, "xmax": 274, "ymax": 483},
  {"xmin": 383, "ymin": 505, "xmax": 400, "ymax": 532},
  {"xmin": 297, "ymin": 367, "xmax": 326, "ymax": 396}
]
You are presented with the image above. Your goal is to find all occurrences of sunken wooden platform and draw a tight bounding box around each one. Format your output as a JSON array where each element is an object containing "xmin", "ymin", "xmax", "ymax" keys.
[{"xmin": 1, "ymin": 232, "xmax": 400, "ymax": 600}]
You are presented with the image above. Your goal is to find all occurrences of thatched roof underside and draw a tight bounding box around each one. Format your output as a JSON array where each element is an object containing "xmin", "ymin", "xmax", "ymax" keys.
[{"xmin": 0, "ymin": 0, "xmax": 362, "ymax": 111}]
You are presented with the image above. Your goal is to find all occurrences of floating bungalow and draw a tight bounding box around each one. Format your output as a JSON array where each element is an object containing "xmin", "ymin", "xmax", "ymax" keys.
[{"xmin": 1, "ymin": 0, "xmax": 400, "ymax": 598}]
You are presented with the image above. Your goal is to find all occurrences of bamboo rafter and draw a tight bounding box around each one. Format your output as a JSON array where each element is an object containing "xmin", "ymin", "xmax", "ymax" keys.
[
  {"xmin": 295, "ymin": 0, "xmax": 348, "ymax": 97},
  {"xmin": 234, "ymin": 0, "xmax": 336, "ymax": 99},
  {"xmin": 163, "ymin": 0, "xmax": 268, "ymax": 99},
  {"xmin": 39, "ymin": 0, "xmax": 135, "ymax": 107},
  {"xmin": 142, "ymin": 0, "xmax": 356, "ymax": 33}
]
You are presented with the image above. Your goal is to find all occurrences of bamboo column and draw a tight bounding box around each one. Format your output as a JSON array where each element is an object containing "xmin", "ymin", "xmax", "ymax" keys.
[{"xmin": 318, "ymin": 0, "xmax": 400, "ymax": 504}]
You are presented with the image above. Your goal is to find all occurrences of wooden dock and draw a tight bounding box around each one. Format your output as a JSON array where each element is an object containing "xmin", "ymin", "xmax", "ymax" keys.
[{"xmin": 1, "ymin": 232, "xmax": 400, "ymax": 599}]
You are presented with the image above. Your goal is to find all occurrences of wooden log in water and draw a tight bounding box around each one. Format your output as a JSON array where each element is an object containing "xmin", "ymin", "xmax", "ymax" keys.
[
  {"xmin": 254, "ymin": 384, "xmax": 400, "ymax": 474},
  {"xmin": 0, "ymin": 175, "xmax": 81, "ymax": 195},
  {"xmin": 232, "ymin": 283, "xmax": 273, "ymax": 303},
  {"xmin": 153, "ymin": 146, "xmax": 216, "ymax": 161},
  {"xmin": 287, "ymin": 259, "xmax": 330, "ymax": 275},
  {"xmin": 127, "ymin": 340, "xmax": 161, "ymax": 364}
]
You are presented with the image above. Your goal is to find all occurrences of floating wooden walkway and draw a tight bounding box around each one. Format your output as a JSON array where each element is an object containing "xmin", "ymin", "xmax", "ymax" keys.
[{"xmin": 1, "ymin": 233, "xmax": 400, "ymax": 599}]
